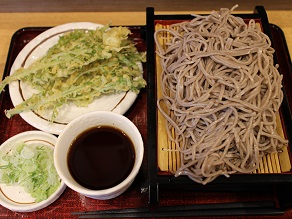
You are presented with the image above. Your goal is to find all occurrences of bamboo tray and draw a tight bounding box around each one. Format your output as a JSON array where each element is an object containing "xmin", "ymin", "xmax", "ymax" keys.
[
  {"xmin": 146, "ymin": 6, "xmax": 292, "ymax": 204},
  {"xmin": 155, "ymin": 23, "xmax": 290, "ymax": 175}
]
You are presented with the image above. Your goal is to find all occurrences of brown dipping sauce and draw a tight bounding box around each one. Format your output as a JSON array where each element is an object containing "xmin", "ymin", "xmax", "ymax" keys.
[{"xmin": 67, "ymin": 126, "xmax": 135, "ymax": 190}]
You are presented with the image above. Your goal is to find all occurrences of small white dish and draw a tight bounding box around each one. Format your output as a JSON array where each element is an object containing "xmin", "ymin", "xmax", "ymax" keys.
[
  {"xmin": 9, "ymin": 22, "xmax": 140, "ymax": 135},
  {"xmin": 0, "ymin": 131, "xmax": 66, "ymax": 212},
  {"xmin": 54, "ymin": 111, "xmax": 144, "ymax": 200}
]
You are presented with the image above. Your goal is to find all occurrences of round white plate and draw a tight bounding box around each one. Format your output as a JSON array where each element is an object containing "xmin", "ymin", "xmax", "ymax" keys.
[
  {"xmin": 9, "ymin": 22, "xmax": 139, "ymax": 135},
  {"xmin": 0, "ymin": 131, "xmax": 66, "ymax": 212}
]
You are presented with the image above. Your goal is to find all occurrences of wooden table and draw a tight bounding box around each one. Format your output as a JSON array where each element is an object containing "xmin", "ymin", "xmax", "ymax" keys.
[{"xmin": 0, "ymin": 8, "xmax": 292, "ymax": 219}]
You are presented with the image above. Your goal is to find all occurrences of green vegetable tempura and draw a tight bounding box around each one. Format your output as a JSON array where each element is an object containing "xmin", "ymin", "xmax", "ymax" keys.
[
  {"xmin": 0, "ymin": 143, "xmax": 61, "ymax": 202},
  {"xmin": 0, "ymin": 25, "xmax": 146, "ymax": 120}
]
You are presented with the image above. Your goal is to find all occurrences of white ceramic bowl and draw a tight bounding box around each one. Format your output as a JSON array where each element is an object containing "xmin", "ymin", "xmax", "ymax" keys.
[
  {"xmin": 54, "ymin": 111, "xmax": 144, "ymax": 200},
  {"xmin": 0, "ymin": 131, "xmax": 66, "ymax": 212}
]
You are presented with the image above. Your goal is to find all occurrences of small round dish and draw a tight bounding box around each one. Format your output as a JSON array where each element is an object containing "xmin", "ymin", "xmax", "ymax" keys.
[
  {"xmin": 0, "ymin": 131, "xmax": 66, "ymax": 212},
  {"xmin": 9, "ymin": 22, "xmax": 140, "ymax": 135}
]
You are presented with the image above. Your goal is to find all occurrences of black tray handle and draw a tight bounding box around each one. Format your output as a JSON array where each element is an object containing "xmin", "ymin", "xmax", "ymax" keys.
[{"xmin": 146, "ymin": 7, "xmax": 159, "ymax": 206}]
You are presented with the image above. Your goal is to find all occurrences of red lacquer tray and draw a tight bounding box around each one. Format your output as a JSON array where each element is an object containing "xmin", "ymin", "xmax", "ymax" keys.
[{"xmin": 0, "ymin": 26, "xmax": 150, "ymax": 218}]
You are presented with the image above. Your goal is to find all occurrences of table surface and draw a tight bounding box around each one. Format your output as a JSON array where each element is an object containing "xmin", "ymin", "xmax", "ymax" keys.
[{"xmin": 0, "ymin": 6, "xmax": 292, "ymax": 219}]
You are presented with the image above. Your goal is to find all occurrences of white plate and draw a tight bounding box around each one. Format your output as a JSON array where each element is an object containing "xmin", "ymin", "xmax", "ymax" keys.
[
  {"xmin": 9, "ymin": 22, "xmax": 140, "ymax": 135},
  {"xmin": 0, "ymin": 131, "xmax": 66, "ymax": 212}
]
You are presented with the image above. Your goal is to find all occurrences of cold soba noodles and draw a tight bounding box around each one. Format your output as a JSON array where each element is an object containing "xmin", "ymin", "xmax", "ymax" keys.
[{"xmin": 155, "ymin": 5, "xmax": 288, "ymax": 185}]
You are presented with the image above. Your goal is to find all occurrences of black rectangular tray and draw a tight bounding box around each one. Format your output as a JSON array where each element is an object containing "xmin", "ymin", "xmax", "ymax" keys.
[{"xmin": 146, "ymin": 6, "xmax": 292, "ymax": 205}]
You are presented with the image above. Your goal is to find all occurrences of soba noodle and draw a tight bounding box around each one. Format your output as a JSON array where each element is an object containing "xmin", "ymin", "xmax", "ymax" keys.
[{"xmin": 154, "ymin": 5, "xmax": 288, "ymax": 185}]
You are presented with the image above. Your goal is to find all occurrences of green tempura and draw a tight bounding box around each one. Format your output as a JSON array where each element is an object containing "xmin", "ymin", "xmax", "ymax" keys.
[{"xmin": 0, "ymin": 25, "xmax": 146, "ymax": 120}]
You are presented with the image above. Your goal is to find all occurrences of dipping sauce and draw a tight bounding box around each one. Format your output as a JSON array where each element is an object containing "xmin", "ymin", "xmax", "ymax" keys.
[{"xmin": 67, "ymin": 126, "xmax": 135, "ymax": 190}]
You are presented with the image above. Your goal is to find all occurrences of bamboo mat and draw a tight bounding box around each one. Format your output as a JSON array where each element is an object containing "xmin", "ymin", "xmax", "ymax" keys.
[{"xmin": 155, "ymin": 23, "xmax": 292, "ymax": 174}]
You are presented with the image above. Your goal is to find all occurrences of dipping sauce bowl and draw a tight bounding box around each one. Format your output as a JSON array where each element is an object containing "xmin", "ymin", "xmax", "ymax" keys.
[{"xmin": 54, "ymin": 111, "xmax": 144, "ymax": 200}]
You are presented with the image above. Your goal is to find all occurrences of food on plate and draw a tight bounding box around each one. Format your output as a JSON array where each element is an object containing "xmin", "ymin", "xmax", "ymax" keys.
[
  {"xmin": 155, "ymin": 5, "xmax": 288, "ymax": 184},
  {"xmin": 0, "ymin": 25, "xmax": 146, "ymax": 121},
  {"xmin": 0, "ymin": 142, "xmax": 61, "ymax": 202}
]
